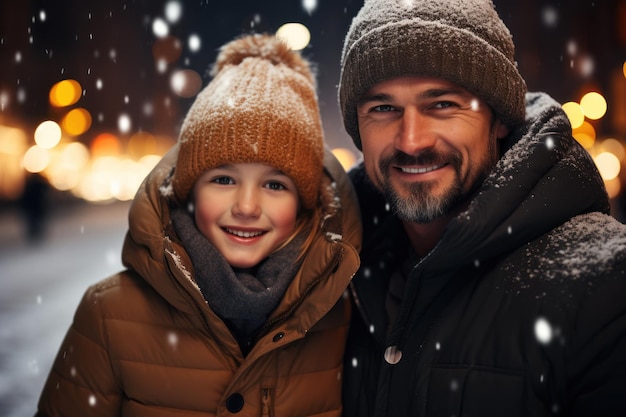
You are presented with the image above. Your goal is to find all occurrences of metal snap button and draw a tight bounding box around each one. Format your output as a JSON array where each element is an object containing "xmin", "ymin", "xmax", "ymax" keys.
[{"xmin": 384, "ymin": 345, "xmax": 402, "ymax": 364}]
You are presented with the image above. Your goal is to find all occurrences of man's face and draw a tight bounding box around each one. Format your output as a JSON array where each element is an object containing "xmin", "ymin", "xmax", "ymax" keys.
[{"xmin": 356, "ymin": 76, "xmax": 508, "ymax": 223}]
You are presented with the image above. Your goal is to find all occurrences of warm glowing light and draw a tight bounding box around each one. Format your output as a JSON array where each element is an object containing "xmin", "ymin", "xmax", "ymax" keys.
[
  {"xmin": 599, "ymin": 138, "xmax": 625, "ymax": 161},
  {"xmin": 572, "ymin": 121, "xmax": 596, "ymax": 149},
  {"xmin": 276, "ymin": 23, "xmax": 311, "ymax": 51},
  {"xmin": 74, "ymin": 156, "xmax": 158, "ymax": 202},
  {"xmin": 91, "ymin": 133, "xmax": 121, "ymax": 157},
  {"xmin": 46, "ymin": 142, "xmax": 90, "ymax": 191},
  {"xmin": 562, "ymin": 102, "xmax": 584, "ymax": 129},
  {"xmin": 0, "ymin": 125, "xmax": 27, "ymax": 156},
  {"xmin": 60, "ymin": 142, "xmax": 90, "ymax": 171},
  {"xmin": 34, "ymin": 120, "xmax": 62, "ymax": 149},
  {"xmin": 139, "ymin": 154, "xmax": 162, "ymax": 171},
  {"xmin": 604, "ymin": 178, "xmax": 621, "ymax": 199},
  {"xmin": 170, "ymin": 69, "xmax": 202, "ymax": 98},
  {"xmin": 23, "ymin": 146, "xmax": 50, "ymax": 173},
  {"xmin": 0, "ymin": 125, "xmax": 28, "ymax": 199},
  {"xmin": 128, "ymin": 132, "xmax": 158, "ymax": 159},
  {"xmin": 594, "ymin": 152, "xmax": 621, "ymax": 181},
  {"xmin": 49, "ymin": 79, "xmax": 82, "ymax": 107},
  {"xmin": 332, "ymin": 147, "xmax": 358, "ymax": 171},
  {"xmin": 61, "ymin": 108, "xmax": 92, "ymax": 136},
  {"xmin": 579, "ymin": 92, "xmax": 607, "ymax": 120},
  {"xmin": 623, "ymin": 61, "xmax": 626, "ymax": 79},
  {"xmin": 152, "ymin": 36, "xmax": 182, "ymax": 64}
]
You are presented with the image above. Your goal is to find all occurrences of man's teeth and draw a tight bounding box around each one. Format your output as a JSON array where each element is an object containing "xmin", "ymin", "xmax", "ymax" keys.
[
  {"xmin": 226, "ymin": 228, "xmax": 263, "ymax": 238},
  {"xmin": 400, "ymin": 164, "xmax": 445, "ymax": 174}
]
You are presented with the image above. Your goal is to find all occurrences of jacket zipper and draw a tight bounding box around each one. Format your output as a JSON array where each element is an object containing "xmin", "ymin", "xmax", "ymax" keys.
[{"xmin": 261, "ymin": 387, "xmax": 272, "ymax": 417}]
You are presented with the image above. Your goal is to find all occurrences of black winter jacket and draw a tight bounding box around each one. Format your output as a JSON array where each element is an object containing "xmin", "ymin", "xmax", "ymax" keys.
[{"xmin": 343, "ymin": 92, "xmax": 626, "ymax": 417}]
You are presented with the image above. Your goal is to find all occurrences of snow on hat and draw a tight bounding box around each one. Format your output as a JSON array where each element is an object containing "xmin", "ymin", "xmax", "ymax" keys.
[
  {"xmin": 173, "ymin": 34, "xmax": 324, "ymax": 209},
  {"xmin": 339, "ymin": 0, "xmax": 527, "ymax": 150}
]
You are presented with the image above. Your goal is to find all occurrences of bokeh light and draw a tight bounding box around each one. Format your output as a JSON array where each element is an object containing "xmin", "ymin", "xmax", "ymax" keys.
[
  {"xmin": 580, "ymin": 91, "xmax": 607, "ymax": 120},
  {"xmin": 599, "ymin": 138, "xmax": 625, "ymax": 161},
  {"xmin": 165, "ymin": 1, "xmax": 182, "ymax": 23},
  {"xmin": 170, "ymin": 69, "xmax": 202, "ymax": 98},
  {"xmin": 541, "ymin": 6, "xmax": 558, "ymax": 28},
  {"xmin": 594, "ymin": 152, "xmax": 621, "ymax": 181},
  {"xmin": 23, "ymin": 146, "xmax": 50, "ymax": 173},
  {"xmin": 34, "ymin": 120, "xmax": 62, "ymax": 149},
  {"xmin": 302, "ymin": 0, "xmax": 318, "ymax": 14},
  {"xmin": 276, "ymin": 23, "xmax": 311, "ymax": 51},
  {"xmin": 61, "ymin": 108, "xmax": 92, "ymax": 136},
  {"xmin": 562, "ymin": 101, "xmax": 584, "ymax": 129},
  {"xmin": 46, "ymin": 142, "xmax": 90, "ymax": 191},
  {"xmin": 152, "ymin": 17, "xmax": 169, "ymax": 38},
  {"xmin": 118, "ymin": 114, "xmax": 132, "ymax": 134},
  {"xmin": 91, "ymin": 133, "xmax": 121, "ymax": 157},
  {"xmin": 604, "ymin": 178, "xmax": 621, "ymax": 199},
  {"xmin": 128, "ymin": 132, "xmax": 158, "ymax": 160},
  {"xmin": 188, "ymin": 34, "xmax": 201, "ymax": 52},
  {"xmin": 0, "ymin": 125, "xmax": 28, "ymax": 199},
  {"xmin": 49, "ymin": 79, "xmax": 82, "ymax": 107},
  {"xmin": 572, "ymin": 120, "xmax": 596, "ymax": 149},
  {"xmin": 332, "ymin": 147, "xmax": 357, "ymax": 171},
  {"xmin": 152, "ymin": 36, "xmax": 182, "ymax": 64}
]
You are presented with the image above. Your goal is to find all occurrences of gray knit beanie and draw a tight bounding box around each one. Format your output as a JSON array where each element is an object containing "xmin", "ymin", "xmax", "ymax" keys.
[{"xmin": 339, "ymin": 0, "xmax": 527, "ymax": 150}]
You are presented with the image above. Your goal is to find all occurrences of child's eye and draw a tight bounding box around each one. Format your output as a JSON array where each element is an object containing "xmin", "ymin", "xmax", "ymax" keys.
[
  {"xmin": 212, "ymin": 176, "xmax": 234, "ymax": 185},
  {"xmin": 265, "ymin": 181, "xmax": 287, "ymax": 191}
]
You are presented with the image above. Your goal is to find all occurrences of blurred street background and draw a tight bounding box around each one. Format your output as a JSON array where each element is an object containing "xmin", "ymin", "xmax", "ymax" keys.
[
  {"xmin": 0, "ymin": 200, "xmax": 129, "ymax": 417},
  {"xmin": 1, "ymin": 0, "xmax": 626, "ymax": 416}
]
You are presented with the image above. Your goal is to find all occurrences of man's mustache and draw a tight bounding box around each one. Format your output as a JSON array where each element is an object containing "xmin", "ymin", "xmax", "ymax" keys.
[{"xmin": 379, "ymin": 150, "xmax": 458, "ymax": 172}]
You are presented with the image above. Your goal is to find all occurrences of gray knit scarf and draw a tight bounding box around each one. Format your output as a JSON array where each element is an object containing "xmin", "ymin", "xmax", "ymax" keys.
[{"xmin": 170, "ymin": 207, "xmax": 303, "ymax": 345}]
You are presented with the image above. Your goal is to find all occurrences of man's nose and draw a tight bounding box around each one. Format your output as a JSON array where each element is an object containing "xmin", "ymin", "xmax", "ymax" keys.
[{"xmin": 395, "ymin": 108, "xmax": 437, "ymax": 155}]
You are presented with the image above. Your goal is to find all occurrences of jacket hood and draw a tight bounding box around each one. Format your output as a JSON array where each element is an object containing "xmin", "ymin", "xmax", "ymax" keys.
[{"xmin": 121, "ymin": 144, "xmax": 361, "ymax": 325}]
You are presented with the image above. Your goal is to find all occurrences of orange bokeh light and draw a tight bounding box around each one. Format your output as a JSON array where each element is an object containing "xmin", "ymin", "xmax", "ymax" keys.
[{"xmin": 91, "ymin": 133, "xmax": 121, "ymax": 157}]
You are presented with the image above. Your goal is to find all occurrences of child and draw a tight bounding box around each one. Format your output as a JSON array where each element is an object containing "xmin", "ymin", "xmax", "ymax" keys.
[{"xmin": 35, "ymin": 34, "xmax": 361, "ymax": 416}]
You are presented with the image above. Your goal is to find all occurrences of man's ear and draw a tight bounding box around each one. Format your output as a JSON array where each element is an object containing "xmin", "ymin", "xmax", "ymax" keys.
[{"xmin": 495, "ymin": 120, "xmax": 509, "ymax": 140}]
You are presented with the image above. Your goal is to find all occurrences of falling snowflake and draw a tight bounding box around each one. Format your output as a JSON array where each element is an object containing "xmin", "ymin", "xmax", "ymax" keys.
[
  {"xmin": 168, "ymin": 331, "xmax": 179, "ymax": 348},
  {"xmin": 541, "ymin": 6, "xmax": 559, "ymax": 28},
  {"xmin": 534, "ymin": 317, "xmax": 553, "ymax": 345}
]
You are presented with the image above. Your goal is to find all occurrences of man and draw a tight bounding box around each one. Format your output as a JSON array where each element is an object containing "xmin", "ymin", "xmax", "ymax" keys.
[{"xmin": 338, "ymin": 0, "xmax": 626, "ymax": 416}]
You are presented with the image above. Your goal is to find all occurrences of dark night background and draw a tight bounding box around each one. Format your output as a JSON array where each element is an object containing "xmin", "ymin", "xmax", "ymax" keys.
[{"xmin": 1, "ymin": 0, "xmax": 625, "ymax": 153}]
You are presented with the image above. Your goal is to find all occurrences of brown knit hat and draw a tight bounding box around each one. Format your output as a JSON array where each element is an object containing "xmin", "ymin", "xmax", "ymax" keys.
[
  {"xmin": 173, "ymin": 34, "xmax": 324, "ymax": 209},
  {"xmin": 339, "ymin": 0, "xmax": 527, "ymax": 150}
]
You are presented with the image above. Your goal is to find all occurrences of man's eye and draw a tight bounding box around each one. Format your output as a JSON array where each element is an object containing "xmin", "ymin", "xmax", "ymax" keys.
[
  {"xmin": 432, "ymin": 101, "xmax": 455, "ymax": 109},
  {"xmin": 372, "ymin": 104, "xmax": 395, "ymax": 112},
  {"xmin": 212, "ymin": 176, "xmax": 234, "ymax": 185}
]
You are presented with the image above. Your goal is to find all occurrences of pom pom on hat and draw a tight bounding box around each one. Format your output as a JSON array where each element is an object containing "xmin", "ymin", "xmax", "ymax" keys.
[
  {"xmin": 173, "ymin": 34, "xmax": 324, "ymax": 209},
  {"xmin": 339, "ymin": 0, "xmax": 527, "ymax": 150}
]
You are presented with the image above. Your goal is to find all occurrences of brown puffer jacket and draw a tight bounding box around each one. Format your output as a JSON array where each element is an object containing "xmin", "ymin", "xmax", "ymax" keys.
[{"xmin": 35, "ymin": 145, "xmax": 361, "ymax": 417}]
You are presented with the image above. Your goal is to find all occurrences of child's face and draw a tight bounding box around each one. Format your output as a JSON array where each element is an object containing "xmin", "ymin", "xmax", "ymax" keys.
[{"xmin": 192, "ymin": 163, "xmax": 300, "ymax": 269}]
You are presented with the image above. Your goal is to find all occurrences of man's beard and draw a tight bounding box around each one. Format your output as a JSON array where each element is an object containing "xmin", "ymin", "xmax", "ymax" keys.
[{"xmin": 378, "ymin": 147, "xmax": 493, "ymax": 224}]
